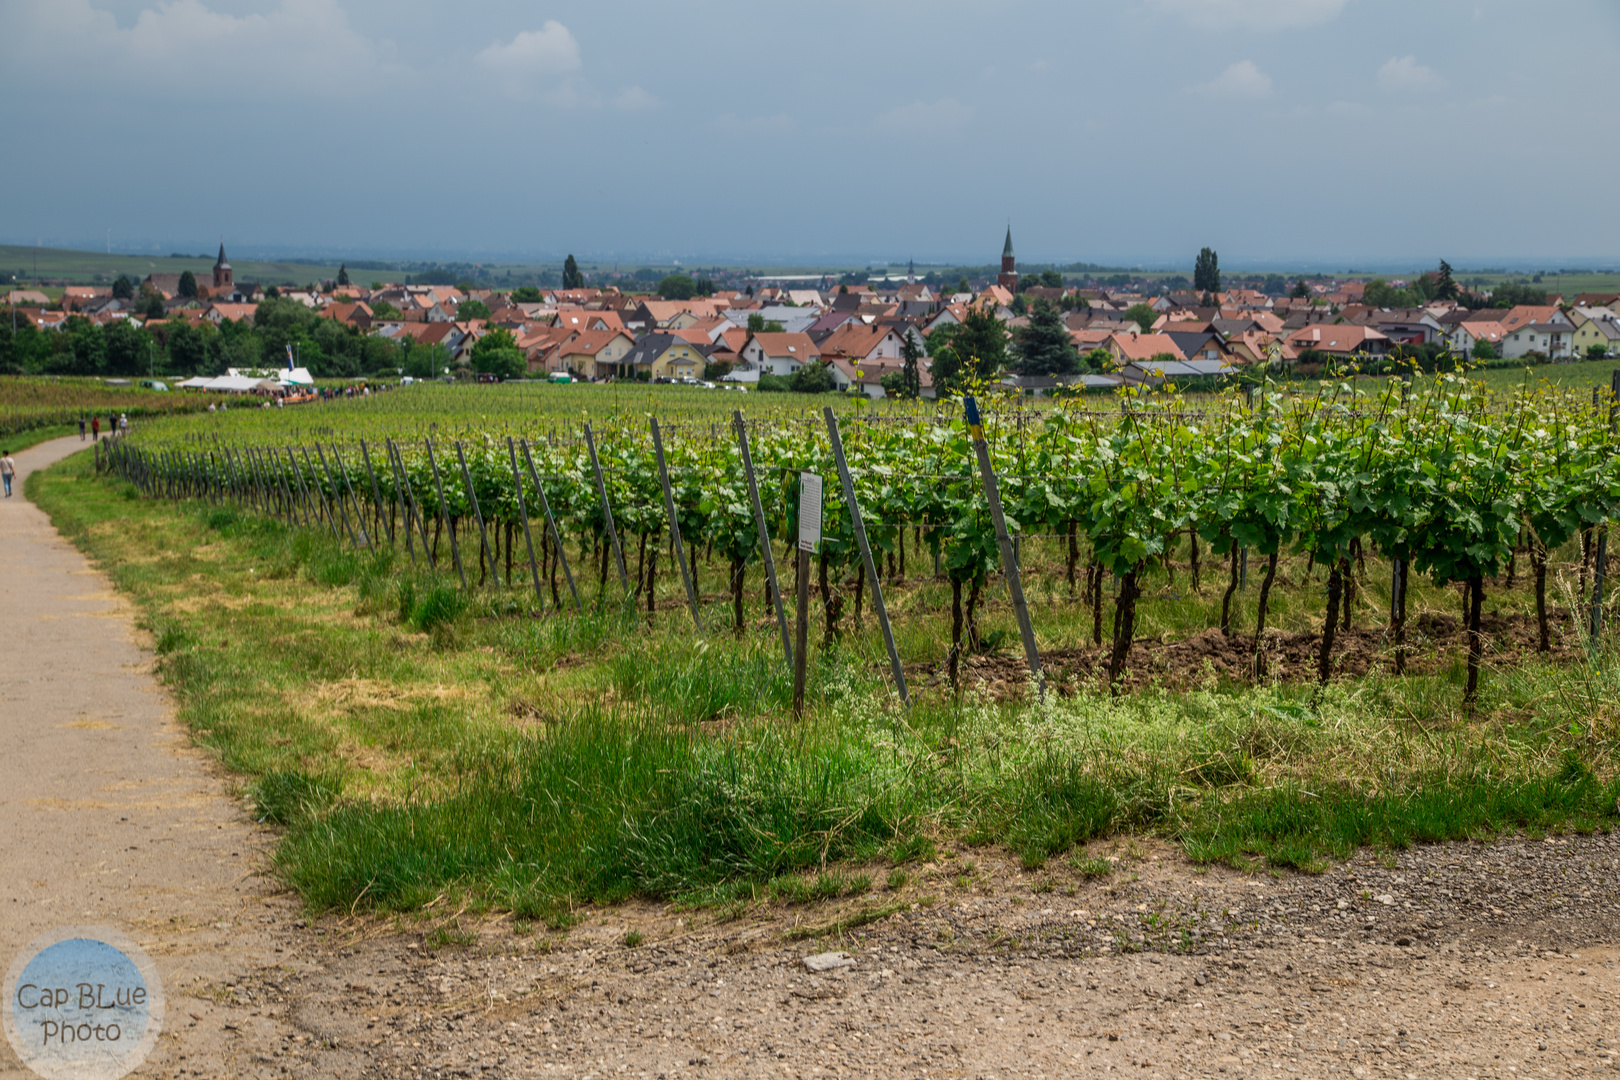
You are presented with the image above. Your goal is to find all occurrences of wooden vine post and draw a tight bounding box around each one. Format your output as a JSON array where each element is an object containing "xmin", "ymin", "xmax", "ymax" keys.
[
  {"xmin": 582, "ymin": 424, "xmax": 630, "ymax": 597},
  {"xmin": 963, "ymin": 396, "xmax": 1044, "ymax": 700},
  {"xmin": 505, "ymin": 436, "xmax": 545, "ymax": 611},
  {"xmin": 823, "ymin": 406, "xmax": 908, "ymax": 708},
  {"xmin": 454, "ymin": 442, "xmax": 496, "ymax": 587},
  {"xmin": 733, "ymin": 410, "xmax": 793, "ymax": 668},
  {"xmin": 650, "ymin": 417, "xmax": 702, "ymax": 630},
  {"xmin": 425, "ymin": 439, "xmax": 466, "ymax": 588},
  {"xmin": 520, "ymin": 438, "xmax": 582, "ymax": 613}
]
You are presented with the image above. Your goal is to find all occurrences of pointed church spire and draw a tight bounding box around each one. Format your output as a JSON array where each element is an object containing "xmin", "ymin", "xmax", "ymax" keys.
[{"xmin": 1002, "ymin": 226, "xmax": 1014, "ymax": 259}]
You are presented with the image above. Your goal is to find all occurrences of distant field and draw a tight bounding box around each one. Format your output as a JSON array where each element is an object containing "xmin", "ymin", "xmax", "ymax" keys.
[
  {"xmin": 1, "ymin": 244, "xmax": 340, "ymax": 288},
  {"xmin": 1474, "ymin": 357, "xmax": 1620, "ymax": 394}
]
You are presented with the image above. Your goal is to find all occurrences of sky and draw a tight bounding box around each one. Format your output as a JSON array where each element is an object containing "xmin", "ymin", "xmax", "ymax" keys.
[{"xmin": 2, "ymin": 0, "xmax": 1617, "ymax": 270}]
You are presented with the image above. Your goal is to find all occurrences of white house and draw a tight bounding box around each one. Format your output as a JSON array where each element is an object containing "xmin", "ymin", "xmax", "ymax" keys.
[{"xmin": 736, "ymin": 333, "xmax": 820, "ymax": 379}]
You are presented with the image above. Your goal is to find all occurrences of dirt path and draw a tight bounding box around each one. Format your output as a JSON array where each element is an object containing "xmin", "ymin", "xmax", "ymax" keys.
[
  {"xmin": 2, "ymin": 436, "xmax": 1616, "ymax": 1079},
  {"xmin": 0, "ymin": 436, "xmax": 301, "ymax": 1079}
]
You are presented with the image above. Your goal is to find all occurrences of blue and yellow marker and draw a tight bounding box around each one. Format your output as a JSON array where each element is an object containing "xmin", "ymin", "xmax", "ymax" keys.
[{"xmin": 963, "ymin": 395, "xmax": 984, "ymax": 442}]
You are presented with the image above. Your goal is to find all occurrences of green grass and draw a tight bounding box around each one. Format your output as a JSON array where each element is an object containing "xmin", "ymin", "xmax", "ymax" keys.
[
  {"xmin": 1, "ymin": 424, "xmax": 79, "ymax": 454},
  {"xmin": 26, "ymin": 452, "xmax": 1620, "ymax": 924}
]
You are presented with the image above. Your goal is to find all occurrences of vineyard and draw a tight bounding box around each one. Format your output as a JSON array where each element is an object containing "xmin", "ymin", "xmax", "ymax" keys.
[
  {"xmin": 0, "ymin": 375, "xmax": 213, "ymax": 438},
  {"xmin": 107, "ymin": 372, "xmax": 1620, "ymax": 708}
]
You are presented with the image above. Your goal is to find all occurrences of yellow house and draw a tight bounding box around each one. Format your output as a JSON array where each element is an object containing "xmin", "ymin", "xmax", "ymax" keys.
[
  {"xmin": 554, "ymin": 329, "xmax": 635, "ymax": 379},
  {"xmin": 1571, "ymin": 310, "xmax": 1619, "ymax": 357},
  {"xmin": 615, "ymin": 333, "xmax": 707, "ymax": 380}
]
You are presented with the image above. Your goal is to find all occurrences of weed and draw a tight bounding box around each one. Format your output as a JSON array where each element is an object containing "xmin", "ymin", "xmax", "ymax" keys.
[
  {"xmin": 426, "ymin": 925, "xmax": 477, "ymax": 950},
  {"xmin": 1071, "ymin": 856, "xmax": 1113, "ymax": 879},
  {"xmin": 622, "ymin": 930, "xmax": 644, "ymax": 948}
]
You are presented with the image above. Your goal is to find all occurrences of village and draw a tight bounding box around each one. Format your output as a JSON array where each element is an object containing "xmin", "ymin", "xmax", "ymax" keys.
[{"xmin": 6, "ymin": 234, "xmax": 1620, "ymax": 400}]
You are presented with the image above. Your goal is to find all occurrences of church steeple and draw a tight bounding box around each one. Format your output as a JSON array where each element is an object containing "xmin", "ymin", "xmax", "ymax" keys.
[
  {"xmin": 212, "ymin": 240, "xmax": 233, "ymax": 291},
  {"xmin": 998, "ymin": 226, "xmax": 1017, "ymax": 289}
]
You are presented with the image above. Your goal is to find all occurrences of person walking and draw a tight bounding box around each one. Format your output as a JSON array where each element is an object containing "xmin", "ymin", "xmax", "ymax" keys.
[
  {"xmin": 118, "ymin": 413, "xmax": 128, "ymax": 438},
  {"xmin": 1, "ymin": 450, "xmax": 15, "ymax": 498},
  {"xmin": 79, "ymin": 417, "xmax": 87, "ymax": 441},
  {"xmin": 91, "ymin": 416, "xmax": 101, "ymax": 441}
]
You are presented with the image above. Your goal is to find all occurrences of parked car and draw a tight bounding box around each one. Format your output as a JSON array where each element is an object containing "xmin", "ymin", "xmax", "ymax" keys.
[{"xmin": 139, "ymin": 380, "xmax": 169, "ymax": 392}]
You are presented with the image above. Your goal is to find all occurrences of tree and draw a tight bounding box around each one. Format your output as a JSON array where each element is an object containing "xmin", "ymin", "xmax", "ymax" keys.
[
  {"xmin": 264, "ymin": 285, "xmax": 282, "ymax": 299},
  {"xmin": 403, "ymin": 341, "xmax": 450, "ymax": 379},
  {"xmin": 177, "ymin": 271, "xmax": 197, "ymax": 299},
  {"xmin": 928, "ymin": 307, "xmax": 1008, "ymax": 390},
  {"xmin": 694, "ymin": 277, "xmax": 715, "ymax": 297},
  {"xmin": 1082, "ymin": 347, "xmax": 1113, "ymax": 373},
  {"xmin": 1290, "ymin": 279, "xmax": 1312, "ymax": 300},
  {"xmin": 457, "ymin": 298, "xmax": 491, "ymax": 320},
  {"xmin": 111, "ymin": 275, "xmax": 135, "ymax": 300},
  {"xmin": 1014, "ymin": 298, "xmax": 1080, "ymax": 376},
  {"xmin": 510, "ymin": 286, "xmax": 542, "ymax": 303},
  {"xmin": 137, "ymin": 291, "xmax": 165, "ymax": 320},
  {"xmin": 787, "ymin": 361, "xmax": 834, "ymax": 393},
  {"xmin": 1123, "ymin": 303, "xmax": 1158, "ymax": 332},
  {"xmin": 899, "ymin": 330, "xmax": 923, "ymax": 399},
  {"xmin": 370, "ymin": 299, "xmax": 402, "ymax": 320},
  {"xmin": 1194, "ymin": 247, "xmax": 1220, "ymax": 293},
  {"xmin": 658, "ymin": 273, "xmax": 697, "ymax": 300},
  {"xmin": 956, "ymin": 276, "xmax": 970, "ymax": 294},
  {"xmin": 562, "ymin": 255, "xmax": 583, "ymax": 290},
  {"xmin": 337, "ymin": 263, "xmax": 350, "ymax": 286},
  {"xmin": 165, "ymin": 319, "xmax": 208, "ymax": 373},
  {"xmin": 471, "ymin": 326, "xmax": 525, "ymax": 380},
  {"xmin": 1588, "ymin": 343, "xmax": 1610, "ymax": 360},
  {"xmin": 746, "ymin": 314, "xmax": 784, "ymax": 334},
  {"xmin": 1363, "ymin": 279, "xmax": 1422, "ymax": 308},
  {"xmin": 1041, "ymin": 269, "xmax": 1062, "ymax": 288},
  {"xmin": 1482, "ymin": 281, "xmax": 1549, "ymax": 309},
  {"xmin": 103, "ymin": 319, "xmax": 149, "ymax": 376},
  {"xmin": 1471, "ymin": 338, "xmax": 1499, "ymax": 361}
]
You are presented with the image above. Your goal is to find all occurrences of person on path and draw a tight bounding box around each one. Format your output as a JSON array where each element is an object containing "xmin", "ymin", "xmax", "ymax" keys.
[
  {"xmin": 79, "ymin": 417, "xmax": 86, "ymax": 441},
  {"xmin": 91, "ymin": 416, "xmax": 101, "ymax": 440},
  {"xmin": 1, "ymin": 450, "xmax": 15, "ymax": 498},
  {"xmin": 119, "ymin": 413, "xmax": 128, "ymax": 437}
]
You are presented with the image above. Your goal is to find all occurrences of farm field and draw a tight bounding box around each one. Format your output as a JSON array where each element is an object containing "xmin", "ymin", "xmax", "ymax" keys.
[
  {"xmin": 24, "ymin": 370, "xmax": 1617, "ymax": 927},
  {"xmin": 1, "ymin": 243, "xmax": 342, "ymax": 288}
]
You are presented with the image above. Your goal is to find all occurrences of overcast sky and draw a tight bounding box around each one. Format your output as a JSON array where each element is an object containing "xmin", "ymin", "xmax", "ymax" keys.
[{"xmin": 2, "ymin": 0, "xmax": 1616, "ymax": 270}]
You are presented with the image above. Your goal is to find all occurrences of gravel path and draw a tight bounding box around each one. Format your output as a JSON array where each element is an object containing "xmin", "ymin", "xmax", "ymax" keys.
[
  {"xmin": 2, "ymin": 437, "xmax": 1614, "ymax": 1079},
  {"xmin": 0, "ymin": 436, "xmax": 297, "ymax": 1080},
  {"xmin": 224, "ymin": 830, "xmax": 1612, "ymax": 1080}
]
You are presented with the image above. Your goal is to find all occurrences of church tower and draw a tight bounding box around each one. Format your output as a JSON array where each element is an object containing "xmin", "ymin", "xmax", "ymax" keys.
[
  {"xmin": 997, "ymin": 227, "xmax": 1017, "ymax": 290},
  {"xmin": 212, "ymin": 241, "xmax": 233, "ymax": 291}
]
